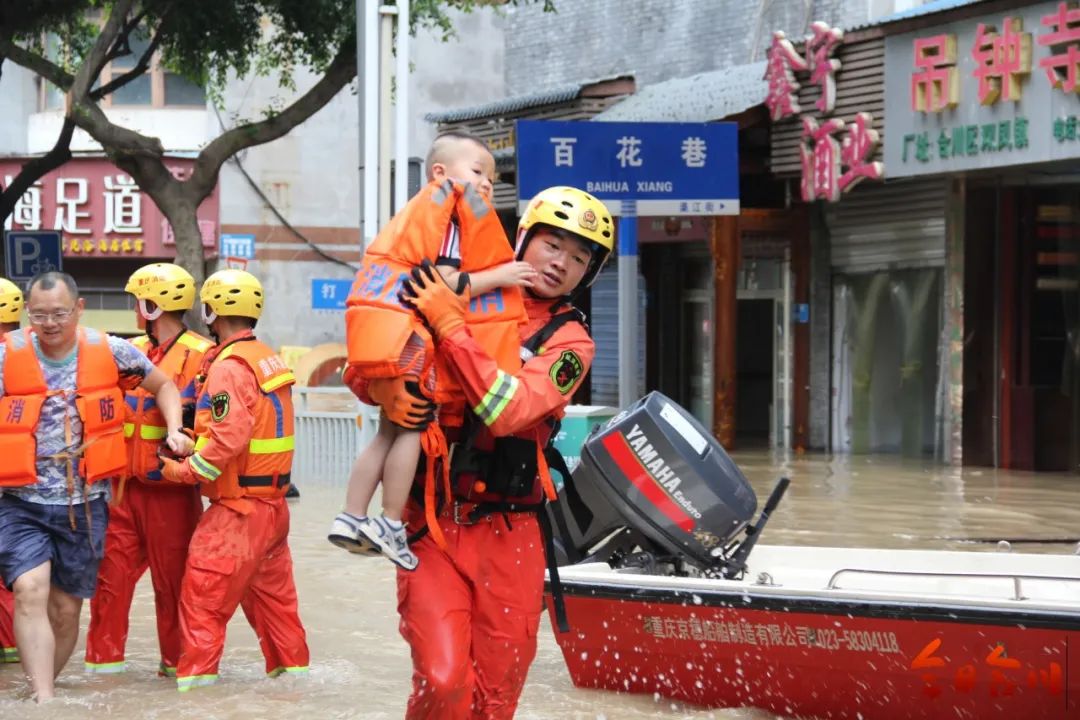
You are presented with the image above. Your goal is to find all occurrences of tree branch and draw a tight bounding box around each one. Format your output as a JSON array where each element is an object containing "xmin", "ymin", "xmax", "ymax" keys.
[
  {"xmin": 91, "ymin": 24, "xmax": 162, "ymax": 100},
  {"xmin": 67, "ymin": 97, "xmax": 164, "ymax": 159},
  {"xmin": 0, "ymin": 119, "xmax": 75, "ymax": 224},
  {"xmin": 189, "ymin": 39, "xmax": 357, "ymax": 200},
  {"xmin": 69, "ymin": 0, "xmax": 136, "ymax": 103},
  {"xmin": 0, "ymin": 37, "xmax": 72, "ymax": 90},
  {"xmin": 105, "ymin": 7, "xmax": 150, "ymax": 63}
]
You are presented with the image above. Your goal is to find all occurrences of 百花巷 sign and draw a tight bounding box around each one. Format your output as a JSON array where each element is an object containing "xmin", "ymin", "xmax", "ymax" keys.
[
  {"xmin": 884, "ymin": 1, "xmax": 1080, "ymax": 177},
  {"xmin": 515, "ymin": 120, "xmax": 739, "ymax": 216}
]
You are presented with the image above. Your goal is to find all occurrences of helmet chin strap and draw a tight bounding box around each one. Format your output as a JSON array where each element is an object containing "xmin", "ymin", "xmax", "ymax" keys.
[
  {"xmin": 201, "ymin": 303, "xmax": 219, "ymax": 342},
  {"xmin": 138, "ymin": 299, "xmax": 164, "ymax": 322},
  {"xmin": 138, "ymin": 299, "xmax": 165, "ymax": 343}
]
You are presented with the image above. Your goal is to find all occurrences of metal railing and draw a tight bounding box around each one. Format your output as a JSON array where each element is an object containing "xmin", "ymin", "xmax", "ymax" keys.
[
  {"xmin": 293, "ymin": 387, "xmax": 380, "ymax": 486},
  {"xmin": 826, "ymin": 567, "xmax": 1080, "ymax": 602}
]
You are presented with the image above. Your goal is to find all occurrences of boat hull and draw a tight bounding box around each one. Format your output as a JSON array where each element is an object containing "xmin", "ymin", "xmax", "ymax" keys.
[{"xmin": 545, "ymin": 581, "xmax": 1080, "ymax": 719}]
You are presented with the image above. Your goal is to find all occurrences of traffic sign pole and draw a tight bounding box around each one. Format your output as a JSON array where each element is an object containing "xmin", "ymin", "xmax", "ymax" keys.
[{"xmin": 618, "ymin": 200, "xmax": 639, "ymax": 410}]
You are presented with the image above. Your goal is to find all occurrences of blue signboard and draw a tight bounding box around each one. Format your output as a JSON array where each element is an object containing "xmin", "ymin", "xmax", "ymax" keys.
[
  {"xmin": 516, "ymin": 120, "xmax": 739, "ymax": 216},
  {"xmin": 311, "ymin": 278, "xmax": 353, "ymax": 311},
  {"xmin": 220, "ymin": 233, "xmax": 255, "ymax": 260},
  {"xmin": 795, "ymin": 303, "xmax": 810, "ymax": 324},
  {"xmin": 4, "ymin": 230, "xmax": 62, "ymax": 283}
]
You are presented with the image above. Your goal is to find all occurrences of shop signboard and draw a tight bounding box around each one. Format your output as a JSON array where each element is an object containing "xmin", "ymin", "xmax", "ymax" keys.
[
  {"xmin": 885, "ymin": 1, "xmax": 1080, "ymax": 178},
  {"xmin": 765, "ymin": 21, "xmax": 885, "ymax": 202},
  {"xmin": 0, "ymin": 157, "xmax": 220, "ymax": 258}
]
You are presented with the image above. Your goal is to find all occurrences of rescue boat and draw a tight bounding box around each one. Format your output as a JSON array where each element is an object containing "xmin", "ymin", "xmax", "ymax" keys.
[{"xmin": 544, "ymin": 392, "xmax": 1080, "ymax": 719}]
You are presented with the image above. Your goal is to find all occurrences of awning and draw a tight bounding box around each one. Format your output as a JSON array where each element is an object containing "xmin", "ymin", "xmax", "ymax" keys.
[
  {"xmin": 593, "ymin": 61, "xmax": 766, "ymax": 123},
  {"xmin": 424, "ymin": 76, "xmax": 633, "ymax": 125},
  {"xmin": 425, "ymin": 84, "xmax": 586, "ymax": 124},
  {"xmin": 845, "ymin": 0, "xmax": 987, "ymax": 31},
  {"xmin": 81, "ymin": 309, "xmax": 140, "ymax": 336}
]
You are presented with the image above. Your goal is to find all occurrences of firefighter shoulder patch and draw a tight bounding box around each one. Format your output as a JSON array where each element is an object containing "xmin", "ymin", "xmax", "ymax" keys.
[
  {"xmin": 549, "ymin": 350, "xmax": 583, "ymax": 395},
  {"xmin": 210, "ymin": 392, "xmax": 230, "ymax": 422}
]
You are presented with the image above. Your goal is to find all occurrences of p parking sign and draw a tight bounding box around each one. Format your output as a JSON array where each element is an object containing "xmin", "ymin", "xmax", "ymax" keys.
[{"xmin": 4, "ymin": 230, "xmax": 62, "ymax": 282}]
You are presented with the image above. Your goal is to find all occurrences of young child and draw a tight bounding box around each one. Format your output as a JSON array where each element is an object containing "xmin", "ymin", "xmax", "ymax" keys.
[{"xmin": 329, "ymin": 132, "xmax": 535, "ymax": 569}]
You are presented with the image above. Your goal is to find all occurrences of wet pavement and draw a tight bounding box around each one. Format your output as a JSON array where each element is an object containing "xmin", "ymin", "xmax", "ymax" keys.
[{"xmin": 1, "ymin": 450, "xmax": 1077, "ymax": 718}]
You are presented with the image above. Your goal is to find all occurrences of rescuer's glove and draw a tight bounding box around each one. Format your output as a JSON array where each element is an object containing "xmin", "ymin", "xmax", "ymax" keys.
[
  {"xmin": 399, "ymin": 259, "xmax": 469, "ymax": 340},
  {"xmin": 159, "ymin": 456, "xmax": 194, "ymax": 484},
  {"xmin": 367, "ymin": 375, "xmax": 436, "ymax": 430}
]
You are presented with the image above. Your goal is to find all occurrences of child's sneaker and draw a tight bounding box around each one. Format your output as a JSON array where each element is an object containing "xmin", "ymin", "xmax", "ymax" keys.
[
  {"xmin": 359, "ymin": 515, "xmax": 419, "ymax": 571},
  {"xmin": 328, "ymin": 513, "xmax": 380, "ymax": 556}
]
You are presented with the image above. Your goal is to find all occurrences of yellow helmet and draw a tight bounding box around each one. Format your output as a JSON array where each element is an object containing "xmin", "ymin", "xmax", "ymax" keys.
[
  {"xmin": 200, "ymin": 269, "xmax": 264, "ymax": 320},
  {"xmin": 516, "ymin": 186, "xmax": 615, "ymax": 290},
  {"xmin": 125, "ymin": 263, "xmax": 196, "ymax": 313},
  {"xmin": 0, "ymin": 278, "xmax": 23, "ymax": 324}
]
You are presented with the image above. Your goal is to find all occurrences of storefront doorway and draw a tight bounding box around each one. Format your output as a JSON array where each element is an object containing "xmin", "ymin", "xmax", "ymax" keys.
[
  {"xmin": 966, "ymin": 185, "xmax": 1080, "ymax": 472},
  {"xmin": 644, "ymin": 243, "xmax": 715, "ymax": 428},
  {"xmin": 680, "ymin": 287, "xmax": 714, "ymax": 427},
  {"xmin": 832, "ymin": 268, "xmax": 944, "ymax": 456},
  {"xmin": 736, "ymin": 253, "xmax": 791, "ymax": 449}
]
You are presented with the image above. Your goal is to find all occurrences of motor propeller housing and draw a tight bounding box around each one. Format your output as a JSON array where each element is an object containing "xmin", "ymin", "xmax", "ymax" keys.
[{"xmin": 549, "ymin": 391, "xmax": 759, "ymax": 573}]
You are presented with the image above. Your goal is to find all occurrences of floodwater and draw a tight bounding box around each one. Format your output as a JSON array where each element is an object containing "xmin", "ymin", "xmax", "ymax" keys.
[{"xmin": 1, "ymin": 450, "xmax": 1078, "ymax": 719}]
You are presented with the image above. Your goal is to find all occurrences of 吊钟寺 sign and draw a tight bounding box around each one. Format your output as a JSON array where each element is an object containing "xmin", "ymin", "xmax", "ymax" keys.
[{"xmin": 885, "ymin": 1, "xmax": 1080, "ymax": 178}]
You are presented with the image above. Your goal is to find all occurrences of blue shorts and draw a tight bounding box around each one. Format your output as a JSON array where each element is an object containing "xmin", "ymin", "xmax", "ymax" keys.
[{"xmin": 0, "ymin": 494, "xmax": 109, "ymax": 599}]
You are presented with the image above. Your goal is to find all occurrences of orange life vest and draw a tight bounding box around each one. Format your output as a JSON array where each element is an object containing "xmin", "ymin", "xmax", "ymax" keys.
[
  {"xmin": 125, "ymin": 331, "xmax": 212, "ymax": 483},
  {"xmin": 344, "ymin": 179, "xmax": 526, "ymax": 419},
  {"xmin": 449, "ymin": 306, "xmax": 587, "ymax": 507},
  {"xmin": 0, "ymin": 327, "xmax": 127, "ymax": 488},
  {"xmin": 193, "ymin": 338, "xmax": 295, "ymax": 502}
]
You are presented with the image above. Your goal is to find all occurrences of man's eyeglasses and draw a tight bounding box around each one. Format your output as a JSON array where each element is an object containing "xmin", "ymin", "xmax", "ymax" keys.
[{"xmin": 27, "ymin": 308, "xmax": 75, "ymax": 324}]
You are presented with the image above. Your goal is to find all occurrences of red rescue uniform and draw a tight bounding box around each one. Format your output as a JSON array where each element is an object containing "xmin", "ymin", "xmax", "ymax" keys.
[
  {"xmin": 398, "ymin": 297, "xmax": 594, "ymax": 720},
  {"xmin": 86, "ymin": 329, "xmax": 211, "ymax": 676},
  {"xmin": 169, "ymin": 330, "xmax": 309, "ymax": 691}
]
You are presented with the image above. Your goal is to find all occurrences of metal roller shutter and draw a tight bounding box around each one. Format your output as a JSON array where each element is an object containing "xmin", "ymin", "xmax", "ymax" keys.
[
  {"xmin": 588, "ymin": 263, "xmax": 645, "ymax": 407},
  {"xmin": 827, "ymin": 178, "xmax": 947, "ymax": 272}
]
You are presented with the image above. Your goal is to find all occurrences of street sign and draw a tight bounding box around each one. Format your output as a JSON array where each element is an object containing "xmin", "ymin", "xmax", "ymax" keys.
[
  {"xmin": 311, "ymin": 278, "xmax": 353, "ymax": 311},
  {"xmin": 220, "ymin": 233, "xmax": 255, "ymax": 260},
  {"xmin": 515, "ymin": 120, "xmax": 740, "ymax": 215},
  {"xmin": 4, "ymin": 230, "xmax": 62, "ymax": 282}
]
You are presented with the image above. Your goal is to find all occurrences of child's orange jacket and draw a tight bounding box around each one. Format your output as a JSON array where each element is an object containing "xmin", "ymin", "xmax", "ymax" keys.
[{"xmin": 344, "ymin": 179, "xmax": 526, "ymax": 426}]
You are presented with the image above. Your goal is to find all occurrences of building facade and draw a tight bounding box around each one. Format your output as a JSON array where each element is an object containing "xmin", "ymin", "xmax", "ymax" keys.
[{"xmin": 881, "ymin": 0, "xmax": 1080, "ymax": 471}]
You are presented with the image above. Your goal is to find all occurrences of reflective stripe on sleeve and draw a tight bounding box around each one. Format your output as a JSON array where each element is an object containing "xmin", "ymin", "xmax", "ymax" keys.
[
  {"xmin": 189, "ymin": 452, "xmax": 221, "ymax": 481},
  {"xmin": 473, "ymin": 370, "xmax": 519, "ymax": 427}
]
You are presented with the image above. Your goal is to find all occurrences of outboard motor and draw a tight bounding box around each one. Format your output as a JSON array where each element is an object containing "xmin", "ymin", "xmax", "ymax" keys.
[{"xmin": 549, "ymin": 391, "xmax": 783, "ymax": 577}]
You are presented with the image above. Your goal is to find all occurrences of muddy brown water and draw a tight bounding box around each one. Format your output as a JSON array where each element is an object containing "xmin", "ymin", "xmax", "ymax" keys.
[{"xmin": 1, "ymin": 451, "xmax": 1077, "ymax": 718}]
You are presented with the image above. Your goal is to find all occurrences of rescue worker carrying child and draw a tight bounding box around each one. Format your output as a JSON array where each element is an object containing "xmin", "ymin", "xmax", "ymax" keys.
[{"xmin": 371, "ymin": 186, "xmax": 615, "ymax": 719}]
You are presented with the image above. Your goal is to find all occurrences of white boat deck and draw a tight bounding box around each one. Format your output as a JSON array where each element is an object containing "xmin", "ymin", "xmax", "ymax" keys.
[{"xmin": 555, "ymin": 545, "xmax": 1080, "ymax": 614}]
